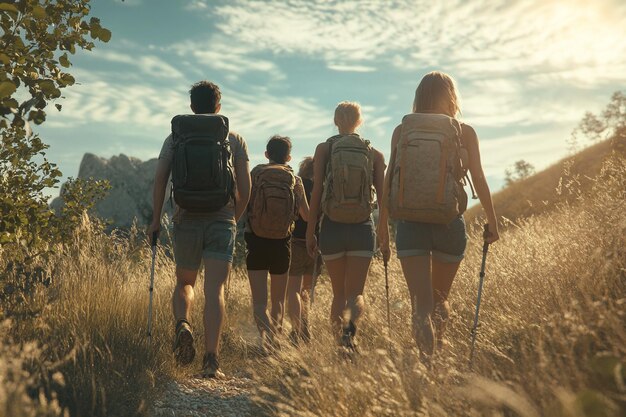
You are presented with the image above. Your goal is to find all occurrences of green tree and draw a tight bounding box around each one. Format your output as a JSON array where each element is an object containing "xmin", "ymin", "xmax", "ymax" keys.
[
  {"xmin": 569, "ymin": 91, "xmax": 626, "ymax": 151},
  {"xmin": 504, "ymin": 159, "xmax": 536, "ymax": 187},
  {"xmin": 0, "ymin": 0, "xmax": 111, "ymax": 262}
]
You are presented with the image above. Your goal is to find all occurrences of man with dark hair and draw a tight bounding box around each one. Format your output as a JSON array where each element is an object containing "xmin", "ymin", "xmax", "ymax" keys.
[
  {"xmin": 149, "ymin": 81, "xmax": 251, "ymax": 378},
  {"xmin": 189, "ymin": 81, "xmax": 221, "ymax": 114}
]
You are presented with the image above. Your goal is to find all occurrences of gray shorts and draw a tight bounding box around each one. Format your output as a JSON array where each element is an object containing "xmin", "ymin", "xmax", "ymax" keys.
[
  {"xmin": 395, "ymin": 216, "xmax": 467, "ymax": 263},
  {"xmin": 173, "ymin": 219, "xmax": 236, "ymax": 269},
  {"xmin": 319, "ymin": 216, "xmax": 376, "ymax": 261}
]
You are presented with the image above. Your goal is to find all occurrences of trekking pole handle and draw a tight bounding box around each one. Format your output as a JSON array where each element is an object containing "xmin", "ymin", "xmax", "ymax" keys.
[
  {"xmin": 151, "ymin": 231, "xmax": 159, "ymax": 248},
  {"xmin": 482, "ymin": 224, "xmax": 490, "ymax": 253}
]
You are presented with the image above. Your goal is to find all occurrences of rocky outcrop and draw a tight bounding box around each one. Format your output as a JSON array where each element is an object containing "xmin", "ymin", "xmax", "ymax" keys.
[{"xmin": 51, "ymin": 153, "xmax": 172, "ymax": 229}]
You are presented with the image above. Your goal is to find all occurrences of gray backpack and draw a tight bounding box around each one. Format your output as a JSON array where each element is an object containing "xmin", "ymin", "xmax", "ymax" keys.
[
  {"xmin": 388, "ymin": 113, "xmax": 469, "ymax": 224},
  {"xmin": 321, "ymin": 134, "xmax": 374, "ymax": 223}
]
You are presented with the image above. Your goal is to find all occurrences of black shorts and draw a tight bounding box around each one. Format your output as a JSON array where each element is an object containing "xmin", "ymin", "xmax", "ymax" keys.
[{"xmin": 245, "ymin": 232, "xmax": 291, "ymax": 275}]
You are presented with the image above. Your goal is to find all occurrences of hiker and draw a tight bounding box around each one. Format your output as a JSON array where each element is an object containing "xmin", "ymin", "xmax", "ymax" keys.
[
  {"xmin": 378, "ymin": 71, "xmax": 499, "ymax": 357},
  {"xmin": 245, "ymin": 135, "xmax": 309, "ymax": 352},
  {"xmin": 149, "ymin": 81, "xmax": 251, "ymax": 378},
  {"xmin": 287, "ymin": 156, "xmax": 319, "ymax": 344},
  {"xmin": 306, "ymin": 101, "xmax": 386, "ymax": 352}
]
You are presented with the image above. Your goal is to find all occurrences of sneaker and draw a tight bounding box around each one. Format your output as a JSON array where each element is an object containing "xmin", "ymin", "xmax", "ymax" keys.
[
  {"xmin": 199, "ymin": 352, "xmax": 224, "ymax": 379},
  {"xmin": 173, "ymin": 319, "xmax": 195, "ymax": 366}
]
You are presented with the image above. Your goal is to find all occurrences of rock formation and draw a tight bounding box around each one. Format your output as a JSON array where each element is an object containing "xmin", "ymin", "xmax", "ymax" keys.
[{"xmin": 51, "ymin": 153, "xmax": 172, "ymax": 229}]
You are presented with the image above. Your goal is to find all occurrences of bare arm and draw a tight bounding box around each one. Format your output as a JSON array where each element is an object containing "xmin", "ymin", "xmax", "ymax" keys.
[
  {"xmin": 372, "ymin": 148, "xmax": 386, "ymax": 225},
  {"xmin": 306, "ymin": 142, "xmax": 329, "ymax": 257},
  {"xmin": 148, "ymin": 157, "xmax": 171, "ymax": 234},
  {"xmin": 234, "ymin": 157, "xmax": 251, "ymax": 222},
  {"xmin": 463, "ymin": 124, "xmax": 499, "ymax": 243},
  {"xmin": 377, "ymin": 125, "xmax": 401, "ymax": 262}
]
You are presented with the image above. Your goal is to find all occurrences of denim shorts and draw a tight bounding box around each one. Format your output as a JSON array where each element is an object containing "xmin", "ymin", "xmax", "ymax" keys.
[
  {"xmin": 173, "ymin": 219, "xmax": 236, "ymax": 269},
  {"xmin": 318, "ymin": 216, "xmax": 376, "ymax": 261},
  {"xmin": 395, "ymin": 216, "xmax": 467, "ymax": 263}
]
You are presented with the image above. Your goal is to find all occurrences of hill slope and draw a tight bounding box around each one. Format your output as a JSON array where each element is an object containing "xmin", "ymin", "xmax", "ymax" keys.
[{"xmin": 465, "ymin": 139, "xmax": 614, "ymax": 225}]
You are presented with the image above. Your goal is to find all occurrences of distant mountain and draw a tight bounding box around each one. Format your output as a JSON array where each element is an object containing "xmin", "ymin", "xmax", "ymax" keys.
[
  {"xmin": 465, "ymin": 138, "xmax": 618, "ymax": 226},
  {"xmin": 51, "ymin": 153, "xmax": 172, "ymax": 229}
]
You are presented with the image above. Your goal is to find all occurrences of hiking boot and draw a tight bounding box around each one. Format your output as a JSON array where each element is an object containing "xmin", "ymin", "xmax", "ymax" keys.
[
  {"xmin": 199, "ymin": 352, "xmax": 224, "ymax": 379},
  {"xmin": 173, "ymin": 319, "xmax": 195, "ymax": 366}
]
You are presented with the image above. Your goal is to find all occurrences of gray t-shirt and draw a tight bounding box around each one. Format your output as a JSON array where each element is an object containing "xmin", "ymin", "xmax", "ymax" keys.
[{"xmin": 158, "ymin": 131, "xmax": 249, "ymax": 223}]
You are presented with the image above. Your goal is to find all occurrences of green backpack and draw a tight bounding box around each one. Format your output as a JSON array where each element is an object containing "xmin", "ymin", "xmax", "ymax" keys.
[
  {"xmin": 171, "ymin": 114, "xmax": 234, "ymax": 212},
  {"xmin": 321, "ymin": 134, "xmax": 374, "ymax": 223}
]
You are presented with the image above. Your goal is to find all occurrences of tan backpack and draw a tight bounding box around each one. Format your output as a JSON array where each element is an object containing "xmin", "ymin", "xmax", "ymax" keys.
[
  {"xmin": 249, "ymin": 164, "xmax": 298, "ymax": 239},
  {"xmin": 389, "ymin": 113, "xmax": 470, "ymax": 224},
  {"xmin": 322, "ymin": 134, "xmax": 374, "ymax": 223}
]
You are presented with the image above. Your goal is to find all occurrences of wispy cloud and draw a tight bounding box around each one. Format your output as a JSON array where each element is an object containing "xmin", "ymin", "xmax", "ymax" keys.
[{"xmin": 93, "ymin": 50, "xmax": 184, "ymax": 79}]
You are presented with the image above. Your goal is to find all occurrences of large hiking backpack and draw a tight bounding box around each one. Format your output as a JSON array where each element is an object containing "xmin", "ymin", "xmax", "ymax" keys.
[
  {"xmin": 322, "ymin": 134, "xmax": 374, "ymax": 223},
  {"xmin": 171, "ymin": 114, "xmax": 235, "ymax": 212},
  {"xmin": 388, "ymin": 113, "xmax": 469, "ymax": 224},
  {"xmin": 248, "ymin": 164, "xmax": 298, "ymax": 239}
]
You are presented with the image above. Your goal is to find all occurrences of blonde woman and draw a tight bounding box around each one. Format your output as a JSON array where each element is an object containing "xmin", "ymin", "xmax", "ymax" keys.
[
  {"xmin": 306, "ymin": 102, "xmax": 386, "ymax": 352},
  {"xmin": 378, "ymin": 71, "xmax": 499, "ymax": 356}
]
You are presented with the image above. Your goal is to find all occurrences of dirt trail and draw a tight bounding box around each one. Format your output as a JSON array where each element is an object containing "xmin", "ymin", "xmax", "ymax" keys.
[{"xmin": 150, "ymin": 374, "xmax": 260, "ymax": 417}]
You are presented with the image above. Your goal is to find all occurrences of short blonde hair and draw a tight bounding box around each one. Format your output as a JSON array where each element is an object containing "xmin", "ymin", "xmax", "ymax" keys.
[
  {"xmin": 334, "ymin": 101, "xmax": 362, "ymax": 132},
  {"xmin": 412, "ymin": 71, "xmax": 460, "ymax": 117}
]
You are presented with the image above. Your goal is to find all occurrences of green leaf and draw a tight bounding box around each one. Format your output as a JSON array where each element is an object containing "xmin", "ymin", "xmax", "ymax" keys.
[
  {"xmin": 59, "ymin": 73, "xmax": 75, "ymax": 86},
  {"xmin": 55, "ymin": 104, "xmax": 62, "ymax": 111},
  {"xmin": 0, "ymin": 4, "xmax": 18, "ymax": 13},
  {"xmin": 98, "ymin": 28, "xmax": 112, "ymax": 42},
  {"xmin": 0, "ymin": 81, "xmax": 16, "ymax": 99},
  {"xmin": 0, "ymin": 53, "xmax": 10, "ymax": 65},
  {"xmin": 38, "ymin": 79, "xmax": 56, "ymax": 94},
  {"xmin": 32, "ymin": 5, "xmax": 47, "ymax": 20},
  {"xmin": 59, "ymin": 53, "xmax": 70, "ymax": 68}
]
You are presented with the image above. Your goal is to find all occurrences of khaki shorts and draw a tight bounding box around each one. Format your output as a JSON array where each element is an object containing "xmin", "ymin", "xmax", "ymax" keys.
[
  {"xmin": 173, "ymin": 219, "xmax": 236, "ymax": 269},
  {"xmin": 289, "ymin": 239, "xmax": 315, "ymax": 276}
]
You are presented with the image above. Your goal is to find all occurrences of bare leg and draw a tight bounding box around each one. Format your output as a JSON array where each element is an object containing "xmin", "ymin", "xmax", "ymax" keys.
[
  {"xmin": 325, "ymin": 257, "xmax": 347, "ymax": 337},
  {"xmin": 301, "ymin": 274, "xmax": 312, "ymax": 340},
  {"xmin": 287, "ymin": 274, "xmax": 303, "ymax": 334},
  {"xmin": 203, "ymin": 259, "xmax": 230, "ymax": 355},
  {"xmin": 344, "ymin": 256, "xmax": 371, "ymax": 328},
  {"xmin": 270, "ymin": 272, "xmax": 289, "ymax": 335},
  {"xmin": 173, "ymin": 267, "xmax": 198, "ymax": 323},
  {"xmin": 431, "ymin": 258, "xmax": 461, "ymax": 347},
  {"xmin": 247, "ymin": 270, "xmax": 271, "ymax": 342},
  {"xmin": 399, "ymin": 255, "xmax": 435, "ymax": 356}
]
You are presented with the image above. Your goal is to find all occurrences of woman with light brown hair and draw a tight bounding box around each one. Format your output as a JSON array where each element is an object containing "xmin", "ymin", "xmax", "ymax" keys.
[
  {"xmin": 306, "ymin": 101, "xmax": 386, "ymax": 352},
  {"xmin": 378, "ymin": 71, "xmax": 499, "ymax": 357},
  {"xmin": 287, "ymin": 156, "xmax": 317, "ymax": 344}
]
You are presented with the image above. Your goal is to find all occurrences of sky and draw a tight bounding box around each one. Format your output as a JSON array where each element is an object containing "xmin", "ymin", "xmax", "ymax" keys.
[{"xmin": 36, "ymin": 0, "xmax": 626, "ymax": 198}]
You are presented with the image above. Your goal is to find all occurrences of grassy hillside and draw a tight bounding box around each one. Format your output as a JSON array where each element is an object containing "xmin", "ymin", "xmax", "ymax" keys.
[
  {"xmin": 1, "ymin": 148, "xmax": 625, "ymax": 416},
  {"xmin": 465, "ymin": 139, "xmax": 614, "ymax": 225}
]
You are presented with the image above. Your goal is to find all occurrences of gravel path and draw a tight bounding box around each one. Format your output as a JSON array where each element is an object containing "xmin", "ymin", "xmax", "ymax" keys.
[{"xmin": 150, "ymin": 375, "xmax": 261, "ymax": 417}]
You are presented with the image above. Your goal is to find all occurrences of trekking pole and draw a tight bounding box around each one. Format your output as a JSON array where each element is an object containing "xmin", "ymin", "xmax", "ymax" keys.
[
  {"xmin": 469, "ymin": 224, "xmax": 491, "ymax": 366},
  {"xmin": 147, "ymin": 230, "xmax": 159, "ymax": 343},
  {"xmin": 384, "ymin": 259, "xmax": 391, "ymax": 336}
]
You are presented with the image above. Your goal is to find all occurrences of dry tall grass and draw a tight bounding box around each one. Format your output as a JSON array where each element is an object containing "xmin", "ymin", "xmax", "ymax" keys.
[{"xmin": 1, "ymin": 150, "xmax": 624, "ymax": 416}]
